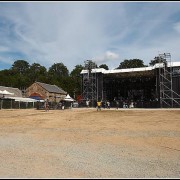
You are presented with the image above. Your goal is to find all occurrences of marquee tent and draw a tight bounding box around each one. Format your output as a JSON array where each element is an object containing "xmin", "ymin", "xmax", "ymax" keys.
[
  {"xmin": 5, "ymin": 97, "xmax": 44, "ymax": 102},
  {"xmin": 63, "ymin": 94, "xmax": 75, "ymax": 102},
  {"xmin": 0, "ymin": 90, "xmax": 14, "ymax": 96}
]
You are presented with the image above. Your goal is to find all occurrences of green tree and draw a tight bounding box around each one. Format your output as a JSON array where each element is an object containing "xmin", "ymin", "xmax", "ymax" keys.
[
  {"xmin": 0, "ymin": 69, "xmax": 27, "ymax": 88},
  {"xmin": 117, "ymin": 59, "xmax": 147, "ymax": 69},
  {"xmin": 0, "ymin": 69, "xmax": 12, "ymax": 87},
  {"xmin": 47, "ymin": 63, "xmax": 69, "ymax": 94},
  {"xmin": 70, "ymin": 65, "xmax": 84, "ymax": 98},
  {"xmin": 48, "ymin": 63, "xmax": 69, "ymax": 77},
  {"xmin": 9, "ymin": 60, "xmax": 31, "ymax": 89},
  {"xmin": 84, "ymin": 60, "xmax": 97, "ymax": 70},
  {"xmin": 11, "ymin": 60, "xmax": 30, "ymax": 75},
  {"xmin": 149, "ymin": 56, "xmax": 166, "ymax": 66},
  {"xmin": 29, "ymin": 63, "xmax": 47, "ymax": 83},
  {"xmin": 70, "ymin": 65, "xmax": 84, "ymax": 77},
  {"xmin": 99, "ymin": 64, "xmax": 109, "ymax": 70}
]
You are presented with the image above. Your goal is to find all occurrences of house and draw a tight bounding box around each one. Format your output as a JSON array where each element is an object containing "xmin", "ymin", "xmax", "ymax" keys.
[
  {"xmin": 25, "ymin": 82, "xmax": 67, "ymax": 102},
  {"xmin": 0, "ymin": 86, "xmax": 22, "ymax": 98}
]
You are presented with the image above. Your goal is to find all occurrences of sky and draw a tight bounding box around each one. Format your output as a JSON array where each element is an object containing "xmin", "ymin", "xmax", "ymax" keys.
[{"xmin": 0, "ymin": 1, "xmax": 180, "ymax": 72}]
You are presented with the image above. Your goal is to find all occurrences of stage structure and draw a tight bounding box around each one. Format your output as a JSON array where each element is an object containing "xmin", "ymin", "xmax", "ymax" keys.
[
  {"xmin": 158, "ymin": 53, "xmax": 180, "ymax": 108},
  {"xmin": 80, "ymin": 54, "xmax": 180, "ymax": 108},
  {"xmin": 81, "ymin": 60, "xmax": 97, "ymax": 106}
]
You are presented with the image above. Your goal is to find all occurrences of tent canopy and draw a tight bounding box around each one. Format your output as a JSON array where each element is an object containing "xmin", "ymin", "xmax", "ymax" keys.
[
  {"xmin": 0, "ymin": 90, "xmax": 14, "ymax": 95},
  {"xmin": 5, "ymin": 97, "xmax": 44, "ymax": 102},
  {"xmin": 63, "ymin": 94, "xmax": 75, "ymax": 102}
]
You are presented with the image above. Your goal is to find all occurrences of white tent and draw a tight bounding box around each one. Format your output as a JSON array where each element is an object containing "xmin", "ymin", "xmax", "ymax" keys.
[
  {"xmin": 63, "ymin": 94, "xmax": 75, "ymax": 102},
  {"xmin": 2, "ymin": 97, "xmax": 44, "ymax": 109},
  {"xmin": 1, "ymin": 90, "xmax": 14, "ymax": 95},
  {"xmin": 7, "ymin": 97, "xmax": 44, "ymax": 102}
]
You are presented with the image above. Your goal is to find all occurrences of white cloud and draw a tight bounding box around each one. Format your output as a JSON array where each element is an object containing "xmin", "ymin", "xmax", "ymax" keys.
[
  {"xmin": 93, "ymin": 51, "xmax": 119, "ymax": 64},
  {"xmin": 0, "ymin": 55, "xmax": 14, "ymax": 65},
  {"xmin": 0, "ymin": 2, "xmax": 113, "ymax": 70},
  {"xmin": 173, "ymin": 22, "xmax": 180, "ymax": 34},
  {"xmin": 0, "ymin": 46, "xmax": 10, "ymax": 52},
  {"xmin": 0, "ymin": 2, "xmax": 180, "ymax": 71}
]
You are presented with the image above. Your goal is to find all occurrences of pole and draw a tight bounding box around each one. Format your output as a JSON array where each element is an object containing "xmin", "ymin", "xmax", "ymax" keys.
[{"xmin": 0, "ymin": 99, "xmax": 2, "ymax": 109}]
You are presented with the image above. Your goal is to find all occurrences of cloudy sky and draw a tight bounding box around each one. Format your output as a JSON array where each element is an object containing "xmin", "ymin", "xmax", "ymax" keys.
[{"xmin": 0, "ymin": 1, "xmax": 180, "ymax": 72}]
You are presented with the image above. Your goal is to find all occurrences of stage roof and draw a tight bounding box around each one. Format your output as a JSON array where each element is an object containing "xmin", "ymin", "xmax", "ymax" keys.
[{"xmin": 80, "ymin": 62, "xmax": 180, "ymax": 75}]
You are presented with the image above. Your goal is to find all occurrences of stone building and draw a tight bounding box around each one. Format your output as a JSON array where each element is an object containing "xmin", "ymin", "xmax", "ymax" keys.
[{"xmin": 25, "ymin": 82, "xmax": 67, "ymax": 102}]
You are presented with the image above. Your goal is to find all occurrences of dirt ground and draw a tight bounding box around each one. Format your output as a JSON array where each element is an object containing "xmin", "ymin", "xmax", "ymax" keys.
[{"xmin": 0, "ymin": 108, "xmax": 179, "ymax": 178}]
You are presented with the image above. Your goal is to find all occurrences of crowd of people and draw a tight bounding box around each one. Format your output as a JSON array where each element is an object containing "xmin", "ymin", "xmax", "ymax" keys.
[
  {"xmin": 42, "ymin": 99, "xmax": 70, "ymax": 111},
  {"xmin": 98, "ymin": 100, "xmax": 135, "ymax": 109},
  {"xmin": 42, "ymin": 98, "xmax": 136, "ymax": 112},
  {"xmin": 95, "ymin": 99, "xmax": 135, "ymax": 111}
]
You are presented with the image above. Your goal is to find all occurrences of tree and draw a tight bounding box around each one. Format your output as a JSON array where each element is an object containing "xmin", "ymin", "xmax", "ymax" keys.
[
  {"xmin": 70, "ymin": 65, "xmax": 84, "ymax": 98},
  {"xmin": 29, "ymin": 63, "xmax": 47, "ymax": 83},
  {"xmin": 47, "ymin": 63, "xmax": 69, "ymax": 94},
  {"xmin": 9, "ymin": 60, "xmax": 31, "ymax": 89},
  {"xmin": 116, "ymin": 59, "xmax": 147, "ymax": 69},
  {"xmin": 48, "ymin": 63, "xmax": 69, "ymax": 77},
  {"xmin": 84, "ymin": 60, "xmax": 97, "ymax": 70},
  {"xmin": 149, "ymin": 56, "xmax": 166, "ymax": 66},
  {"xmin": 99, "ymin": 64, "xmax": 109, "ymax": 70},
  {"xmin": 11, "ymin": 60, "xmax": 30, "ymax": 75},
  {"xmin": 30, "ymin": 63, "xmax": 47, "ymax": 74},
  {"xmin": 0, "ymin": 70, "xmax": 12, "ymax": 87},
  {"xmin": 70, "ymin": 65, "xmax": 84, "ymax": 77}
]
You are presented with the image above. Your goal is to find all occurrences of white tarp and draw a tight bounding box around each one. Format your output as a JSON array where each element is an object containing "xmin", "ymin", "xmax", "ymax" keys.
[
  {"xmin": 6, "ymin": 97, "xmax": 44, "ymax": 102},
  {"xmin": 63, "ymin": 94, "xmax": 75, "ymax": 102},
  {"xmin": 3, "ymin": 90, "xmax": 14, "ymax": 95},
  {"xmin": 0, "ymin": 90, "xmax": 14, "ymax": 95}
]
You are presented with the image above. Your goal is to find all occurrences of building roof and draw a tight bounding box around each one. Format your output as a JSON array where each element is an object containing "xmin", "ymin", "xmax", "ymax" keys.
[
  {"xmin": 36, "ymin": 82, "xmax": 67, "ymax": 94},
  {"xmin": 0, "ymin": 86, "xmax": 22, "ymax": 97}
]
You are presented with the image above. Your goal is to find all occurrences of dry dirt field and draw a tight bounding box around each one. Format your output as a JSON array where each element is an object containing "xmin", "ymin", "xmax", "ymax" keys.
[{"xmin": 0, "ymin": 108, "xmax": 179, "ymax": 178}]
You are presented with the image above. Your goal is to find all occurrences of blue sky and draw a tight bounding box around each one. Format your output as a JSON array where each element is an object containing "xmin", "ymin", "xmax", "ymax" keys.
[{"xmin": 0, "ymin": 1, "xmax": 180, "ymax": 71}]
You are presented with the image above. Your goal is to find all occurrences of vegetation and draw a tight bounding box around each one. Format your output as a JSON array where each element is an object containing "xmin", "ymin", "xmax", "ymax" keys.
[
  {"xmin": 149, "ymin": 56, "xmax": 166, "ymax": 66},
  {"xmin": 116, "ymin": 59, "xmax": 147, "ymax": 69},
  {"xmin": 99, "ymin": 64, "xmax": 109, "ymax": 70}
]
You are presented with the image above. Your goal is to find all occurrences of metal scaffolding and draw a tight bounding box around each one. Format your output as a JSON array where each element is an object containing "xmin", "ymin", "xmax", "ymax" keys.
[
  {"xmin": 81, "ymin": 60, "xmax": 97, "ymax": 105},
  {"xmin": 158, "ymin": 53, "xmax": 180, "ymax": 108}
]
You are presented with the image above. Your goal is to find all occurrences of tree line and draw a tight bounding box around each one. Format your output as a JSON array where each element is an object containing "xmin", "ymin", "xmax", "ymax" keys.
[{"xmin": 0, "ymin": 57, "xmax": 158, "ymax": 99}]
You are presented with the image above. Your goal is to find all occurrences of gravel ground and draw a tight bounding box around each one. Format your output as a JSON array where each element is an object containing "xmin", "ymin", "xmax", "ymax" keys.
[{"xmin": 0, "ymin": 108, "xmax": 179, "ymax": 178}]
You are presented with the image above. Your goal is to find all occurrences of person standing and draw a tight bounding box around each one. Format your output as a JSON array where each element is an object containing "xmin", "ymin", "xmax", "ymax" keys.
[
  {"xmin": 44, "ymin": 99, "xmax": 49, "ymax": 112},
  {"xmin": 116, "ymin": 100, "xmax": 119, "ymax": 109},
  {"xmin": 97, "ymin": 100, "xmax": 101, "ymax": 111},
  {"xmin": 70, "ymin": 102, "xmax": 73, "ymax": 109},
  {"xmin": 62, "ymin": 101, "xmax": 65, "ymax": 110},
  {"xmin": 86, "ymin": 99, "xmax": 90, "ymax": 108},
  {"xmin": 107, "ymin": 101, "xmax": 110, "ymax": 109},
  {"xmin": 129, "ymin": 101, "xmax": 134, "ymax": 108}
]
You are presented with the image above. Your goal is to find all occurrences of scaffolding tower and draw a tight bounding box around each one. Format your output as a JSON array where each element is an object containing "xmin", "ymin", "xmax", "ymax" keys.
[
  {"xmin": 81, "ymin": 60, "xmax": 97, "ymax": 105},
  {"xmin": 158, "ymin": 53, "xmax": 180, "ymax": 108}
]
